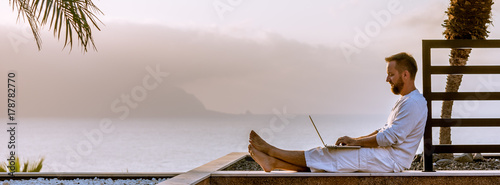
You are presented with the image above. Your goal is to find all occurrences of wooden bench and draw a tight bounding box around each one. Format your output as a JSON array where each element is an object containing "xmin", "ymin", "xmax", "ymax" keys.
[{"xmin": 422, "ymin": 39, "xmax": 500, "ymax": 172}]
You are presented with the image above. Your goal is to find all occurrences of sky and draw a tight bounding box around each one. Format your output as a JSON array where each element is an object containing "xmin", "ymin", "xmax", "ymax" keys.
[{"xmin": 1, "ymin": 0, "xmax": 500, "ymax": 118}]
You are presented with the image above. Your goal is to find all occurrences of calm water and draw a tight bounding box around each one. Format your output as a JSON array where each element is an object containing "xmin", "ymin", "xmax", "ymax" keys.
[{"xmin": 4, "ymin": 115, "xmax": 500, "ymax": 172}]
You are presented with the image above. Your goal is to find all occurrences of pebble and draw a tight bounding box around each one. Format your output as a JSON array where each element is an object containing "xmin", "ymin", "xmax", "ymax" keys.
[
  {"xmin": 436, "ymin": 159, "xmax": 454, "ymax": 166},
  {"xmin": 473, "ymin": 153, "xmax": 485, "ymax": 161},
  {"xmin": 454, "ymin": 153, "xmax": 473, "ymax": 163}
]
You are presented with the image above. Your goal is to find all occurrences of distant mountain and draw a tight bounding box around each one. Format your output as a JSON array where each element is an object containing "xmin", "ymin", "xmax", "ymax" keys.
[
  {"xmin": 125, "ymin": 83, "xmax": 232, "ymax": 118},
  {"xmin": 15, "ymin": 67, "xmax": 232, "ymax": 119}
]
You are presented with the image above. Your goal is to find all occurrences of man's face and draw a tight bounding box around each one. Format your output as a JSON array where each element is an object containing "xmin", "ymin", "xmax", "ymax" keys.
[{"xmin": 386, "ymin": 61, "xmax": 404, "ymax": 95}]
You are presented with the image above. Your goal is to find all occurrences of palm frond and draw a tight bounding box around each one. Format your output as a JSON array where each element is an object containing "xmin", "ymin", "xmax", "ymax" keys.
[
  {"xmin": 10, "ymin": 0, "xmax": 42, "ymax": 48},
  {"xmin": 10, "ymin": 0, "xmax": 103, "ymax": 52},
  {"xmin": 443, "ymin": 0, "xmax": 493, "ymax": 40},
  {"xmin": 28, "ymin": 157, "xmax": 44, "ymax": 172},
  {"xmin": 22, "ymin": 160, "xmax": 29, "ymax": 172},
  {"xmin": 0, "ymin": 156, "xmax": 45, "ymax": 173},
  {"xmin": 13, "ymin": 156, "xmax": 20, "ymax": 172},
  {"xmin": 0, "ymin": 163, "xmax": 7, "ymax": 172}
]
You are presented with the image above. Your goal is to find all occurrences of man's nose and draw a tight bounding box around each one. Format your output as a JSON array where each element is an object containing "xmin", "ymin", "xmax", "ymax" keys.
[{"xmin": 386, "ymin": 76, "xmax": 390, "ymax": 82}]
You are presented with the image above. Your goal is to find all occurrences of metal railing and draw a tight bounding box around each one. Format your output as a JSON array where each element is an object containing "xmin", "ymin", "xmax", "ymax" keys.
[{"xmin": 422, "ymin": 39, "xmax": 500, "ymax": 172}]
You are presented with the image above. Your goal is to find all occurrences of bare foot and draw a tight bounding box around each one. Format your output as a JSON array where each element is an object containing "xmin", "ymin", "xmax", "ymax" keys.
[
  {"xmin": 248, "ymin": 144, "xmax": 275, "ymax": 172},
  {"xmin": 249, "ymin": 130, "xmax": 274, "ymax": 155}
]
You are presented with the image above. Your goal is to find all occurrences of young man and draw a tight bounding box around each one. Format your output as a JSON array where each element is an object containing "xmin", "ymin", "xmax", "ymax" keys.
[{"xmin": 248, "ymin": 52, "xmax": 428, "ymax": 172}]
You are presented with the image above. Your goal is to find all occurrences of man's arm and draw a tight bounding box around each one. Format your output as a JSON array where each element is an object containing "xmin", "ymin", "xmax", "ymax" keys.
[
  {"xmin": 335, "ymin": 132, "xmax": 379, "ymax": 147},
  {"xmin": 354, "ymin": 130, "xmax": 379, "ymax": 140}
]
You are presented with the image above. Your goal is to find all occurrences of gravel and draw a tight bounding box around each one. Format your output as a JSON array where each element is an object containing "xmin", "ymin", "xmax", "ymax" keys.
[
  {"xmin": 409, "ymin": 154, "xmax": 500, "ymax": 171},
  {"xmin": 223, "ymin": 155, "xmax": 500, "ymax": 171},
  {"xmin": 223, "ymin": 157, "xmax": 263, "ymax": 171},
  {"xmin": 0, "ymin": 177, "xmax": 169, "ymax": 185}
]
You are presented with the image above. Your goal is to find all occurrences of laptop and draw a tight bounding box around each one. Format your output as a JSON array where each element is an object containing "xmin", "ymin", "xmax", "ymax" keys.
[{"xmin": 309, "ymin": 115, "xmax": 361, "ymax": 149}]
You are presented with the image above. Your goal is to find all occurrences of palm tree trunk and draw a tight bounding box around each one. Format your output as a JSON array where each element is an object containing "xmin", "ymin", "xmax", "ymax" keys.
[
  {"xmin": 440, "ymin": 49, "xmax": 471, "ymax": 160},
  {"xmin": 439, "ymin": 0, "xmax": 493, "ymax": 160}
]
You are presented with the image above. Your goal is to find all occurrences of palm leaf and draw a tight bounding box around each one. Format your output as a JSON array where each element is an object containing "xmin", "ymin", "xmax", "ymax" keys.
[
  {"xmin": 13, "ymin": 156, "xmax": 20, "ymax": 172},
  {"xmin": 10, "ymin": 0, "xmax": 41, "ymax": 48},
  {"xmin": 0, "ymin": 163, "xmax": 7, "ymax": 172},
  {"xmin": 10, "ymin": 0, "xmax": 103, "ymax": 52},
  {"xmin": 22, "ymin": 160, "xmax": 29, "ymax": 172},
  {"xmin": 0, "ymin": 156, "xmax": 44, "ymax": 173},
  {"xmin": 28, "ymin": 157, "xmax": 44, "ymax": 172}
]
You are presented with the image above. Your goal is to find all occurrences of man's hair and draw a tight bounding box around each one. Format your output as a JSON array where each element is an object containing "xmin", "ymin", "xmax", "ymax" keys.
[{"xmin": 385, "ymin": 52, "xmax": 418, "ymax": 80}]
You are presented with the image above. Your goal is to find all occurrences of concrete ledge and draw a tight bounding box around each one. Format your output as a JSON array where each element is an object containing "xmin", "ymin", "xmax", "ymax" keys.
[
  {"xmin": 159, "ymin": 152, "xmax": 247, "ymax": 185},
  {"xmin": 212, "ymin": 169, "xmax": 500, "ymax": 185},
  {"xmin": 158, "ymin": 153, "xmax": 500, "ymax": 184},
  {"xmin": 209, "ymin": 175, "xmax": 500, "ymax": 185},
  {"xmin": 0, "ymin": 172, "xmax": 180, "ymax": 179},
  {"xmin": 212, "ymin": 170, "xmax": 500, "ymax": 177}
]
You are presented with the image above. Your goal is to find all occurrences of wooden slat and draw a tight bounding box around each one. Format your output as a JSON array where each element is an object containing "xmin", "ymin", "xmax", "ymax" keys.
[
  {"xmin": 429, "ymin": 92, "xmax": 500, "ymax": 100},
  {"xmin": 430, "ymin": 119, "xmax": 500, "ymax": 127},
  {"xmin": 423, "ymin": 39, "xmax": 500, "ymax": 48},
  {"xmin": 431, "ymin": 66, "xmax": 500, "ymax": 74},
  {"xmin": 433, "ymin": 145, "xmax": 500, "ymax": 153},
  {"xmin": 422, "ymin": 40, "xmax": 434, "ymax": 172}
]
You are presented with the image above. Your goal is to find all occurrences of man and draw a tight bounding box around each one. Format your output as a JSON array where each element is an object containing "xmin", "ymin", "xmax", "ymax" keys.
[{"xmin": 248, "ymin": 52, "xmax": 427, "ymax": 173}]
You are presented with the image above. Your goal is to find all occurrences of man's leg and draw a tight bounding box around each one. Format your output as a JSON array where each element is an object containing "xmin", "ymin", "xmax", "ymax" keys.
[
  {"xmin": 248, "ymin": 144, "xmax": 309, "ymax": 172},
  {"xmin": 249, "ymin": 130, "xmax": 308, "ymax": 168}
]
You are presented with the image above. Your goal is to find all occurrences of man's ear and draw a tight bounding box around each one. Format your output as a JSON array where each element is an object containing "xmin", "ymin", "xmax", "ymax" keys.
[{"xmin": 403, "ymin": 70, "xmax": 410, "ymax": 80}]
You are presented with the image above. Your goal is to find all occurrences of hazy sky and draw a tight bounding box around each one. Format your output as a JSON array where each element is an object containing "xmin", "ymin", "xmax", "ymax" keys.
[{"xmin": 2, "ymin": 0, "xmax": 500, "ymax": 118}]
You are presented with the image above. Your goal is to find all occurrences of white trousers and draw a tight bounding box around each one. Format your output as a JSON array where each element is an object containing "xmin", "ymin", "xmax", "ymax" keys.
[{"xmin": 304, "ymin": 147, "xmax": 404, "ymax": 173}]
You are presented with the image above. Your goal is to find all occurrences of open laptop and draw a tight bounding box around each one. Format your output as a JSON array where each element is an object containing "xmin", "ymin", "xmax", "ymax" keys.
[{"xmin": 309, "ymin": 115, "xmax": 361, "ymax": 149}]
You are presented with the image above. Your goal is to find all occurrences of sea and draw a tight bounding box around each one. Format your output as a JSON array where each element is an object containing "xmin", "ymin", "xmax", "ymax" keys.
[{"xmin": 3, "ymin": 114, "xmax": 500, "ymax": 173}]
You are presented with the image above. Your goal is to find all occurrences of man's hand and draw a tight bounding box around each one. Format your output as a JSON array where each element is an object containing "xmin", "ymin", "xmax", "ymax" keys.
[
  {"xmin": 336, "ymin": 134, "xmax": 379, "ymax": 147},
  {"xmin": 335, "ymin": 136, "xmax": 358, "ymax": 146}
]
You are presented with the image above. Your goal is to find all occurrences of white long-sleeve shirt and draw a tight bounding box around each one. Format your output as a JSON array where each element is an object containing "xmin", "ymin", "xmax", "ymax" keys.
[{"xmin": 376, "ymin": 89, "xmax": 428, "ymax": 169}]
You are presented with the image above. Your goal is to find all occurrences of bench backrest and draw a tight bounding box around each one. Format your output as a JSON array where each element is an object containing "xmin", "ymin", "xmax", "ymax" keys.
[{"xmin": 422, "ymin": 39, "xmax": 500, "ymax": 172}]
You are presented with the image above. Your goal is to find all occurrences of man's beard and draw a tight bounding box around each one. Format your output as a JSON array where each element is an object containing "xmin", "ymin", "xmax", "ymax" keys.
[{"xmin": 391, "ymin": 79, "xmax": 404, "ymax": 95}]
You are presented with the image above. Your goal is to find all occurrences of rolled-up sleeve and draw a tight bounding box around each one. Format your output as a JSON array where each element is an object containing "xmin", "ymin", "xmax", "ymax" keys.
[{"xmin": 376, "ymin": 100, "xmax": 420, "ymax": 147}]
